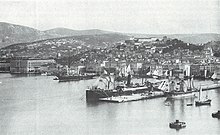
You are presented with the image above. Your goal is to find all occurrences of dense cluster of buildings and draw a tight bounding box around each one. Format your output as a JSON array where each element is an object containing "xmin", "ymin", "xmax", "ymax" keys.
[
  {"xmin": 0, "ymin": 57, "xmax": 58, "ymax": 74},
  {"xmin": 0, "ymin": 36, "xmax": 220, "ymax": 78},
  {"xmin": 66, "ymin": 36, "xmax": 220, "ymax": 78}
]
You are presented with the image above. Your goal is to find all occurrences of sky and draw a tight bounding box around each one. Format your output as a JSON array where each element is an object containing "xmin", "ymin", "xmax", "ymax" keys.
[{"xmin": 0, "ymin": 0, "xmax": 219, "ymax": 34}]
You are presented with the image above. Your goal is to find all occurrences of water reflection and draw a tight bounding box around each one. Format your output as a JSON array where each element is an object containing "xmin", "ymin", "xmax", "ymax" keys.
[{"xmin": 0, "ymin": 74, "xmax": 220, "ymax": 135}]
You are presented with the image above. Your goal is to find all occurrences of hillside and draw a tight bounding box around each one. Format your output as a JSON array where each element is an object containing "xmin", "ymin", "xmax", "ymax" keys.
[
  {"xmin": 0, "ymin": 22, "xmax": 219, "ymax": 49},
  {"xmin": 1, "ymin": 34, "xmax": 129, "ymax": 58},
  {"xmin": 44, "ymin": 28, "xmax": 113, "ymax": 37},
  {"xmin": 0, "ymin": 22, "xmax": 54, "ymax": 48},
  {"xmin": 0, "ymin": 22, "xmax": 114, "ymax": 48}
]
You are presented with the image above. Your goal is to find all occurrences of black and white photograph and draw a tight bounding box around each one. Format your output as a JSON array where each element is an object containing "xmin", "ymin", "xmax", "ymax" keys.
[{"xmin": 0, "ymin": 0, "xmax": 220, "ymax": 134}]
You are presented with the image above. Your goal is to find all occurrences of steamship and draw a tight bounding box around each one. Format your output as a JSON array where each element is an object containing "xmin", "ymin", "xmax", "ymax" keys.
[{"xmin": 86, "ymin": 69, "xmax": 161, "ymax": 101}]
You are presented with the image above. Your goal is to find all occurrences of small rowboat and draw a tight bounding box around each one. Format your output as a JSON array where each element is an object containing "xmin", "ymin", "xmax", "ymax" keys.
[{"xmin": 169, "ymin": 120, "xmax": 186, "ymax": 129}]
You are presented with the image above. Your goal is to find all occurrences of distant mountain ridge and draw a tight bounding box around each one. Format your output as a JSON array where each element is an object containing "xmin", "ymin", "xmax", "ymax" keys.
[
  {"xmin": 129, "ymin": 33, "xmax": 220, "ymax": 44},
  {"xmin": 0, "ymin": 22, "xmax": 53, "ymax": 48},
  {"xmin": 172, "ymin": 33, "xmax": 220, "ymax": 44},
  {"xmin": 0, "ymin": 22, "xmax": 220, "ymax": 48},
  {"xmin": 44, "ymin": 28, "xmax": 114, "ymax": 37},
  {"xmin": 0, "ymin": 22, "xmax": 115, "ymax": 48}
]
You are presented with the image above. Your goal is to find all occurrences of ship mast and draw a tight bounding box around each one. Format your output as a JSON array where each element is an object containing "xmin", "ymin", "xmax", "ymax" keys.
[{"xmin": 199, "ymin": 86, "xmax": 202, "ymax": 101}]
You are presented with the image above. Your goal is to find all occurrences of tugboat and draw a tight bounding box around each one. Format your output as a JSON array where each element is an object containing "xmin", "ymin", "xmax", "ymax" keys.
[
  {"xmin": 169, "ymin": 120, "xmax": 186, "ymax": 129},
  {"xmin": 195, "ymin": 87, "xmax": 211, "ymax": 106},
  {"xmin": 212, "ymin": 110, "xmax": 220, "ymax": 118},
  {"xmin": 164, "ymin": 77, "xmax": 197, "ymax": 99}
]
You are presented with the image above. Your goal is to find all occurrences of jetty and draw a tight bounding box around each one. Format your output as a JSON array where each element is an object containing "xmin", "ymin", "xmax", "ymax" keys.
[
  {"xmin": 201, "ymin": 83, "xmax": 220, "ymax": 91},
  {"xmin": 99, "ymin": 91, "xmax": 164, "ymax": 103}
]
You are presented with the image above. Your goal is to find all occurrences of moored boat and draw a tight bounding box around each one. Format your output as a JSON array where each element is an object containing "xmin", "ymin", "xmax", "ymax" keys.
[
  {"xmin": 57, "ymin": 73, "xmax": 96, "ymax": 82},
  {"xmin": 195, "ymin": 99, "xmax": 211, "ymax": 106},
  {"xmin": 212, "ymin": 110, "xmax": 220, "ymax": 118},
  {"xmin": 86, "ymin": 70, "xmax": 164, "ymax": 102},
  {"xmin": 169, "ymin": 120, "xmax": 186, "ymax": 129},
  {"xmin": 186, "ymin": 103, "xmax": 193, "ymax": 106},
  {"xmin": 195, "ymin": 87, "xmax": 211, "ymax": 106},
  {"xmin": 164, "ymin": 77, "xmax": 197, "ymax": 99},
  {"xmin": 41, "ymin": 72, "xmax": 48, "ymax": 76}
]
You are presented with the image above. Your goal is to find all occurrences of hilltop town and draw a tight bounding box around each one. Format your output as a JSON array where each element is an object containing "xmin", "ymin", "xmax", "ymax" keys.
[{"xmin": 0, "ymin": 33, "xmax": 220, "ymax": 80}]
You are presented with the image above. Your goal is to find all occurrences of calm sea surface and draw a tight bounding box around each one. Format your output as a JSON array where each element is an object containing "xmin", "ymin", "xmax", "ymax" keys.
[{"xmin": 0, "ymin": 73, "xmax": 220, "ymax": 135}]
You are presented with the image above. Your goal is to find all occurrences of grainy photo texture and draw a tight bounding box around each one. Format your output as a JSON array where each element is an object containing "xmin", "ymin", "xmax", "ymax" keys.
[{"xmin": 0, "ymin": 0, "xmax": 220, "ymax": 135}]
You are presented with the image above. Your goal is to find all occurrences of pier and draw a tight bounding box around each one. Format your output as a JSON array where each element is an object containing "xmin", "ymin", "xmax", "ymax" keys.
[{"xmin": 99, "ymin": 91, "xmax": 164, "ymax": 103}]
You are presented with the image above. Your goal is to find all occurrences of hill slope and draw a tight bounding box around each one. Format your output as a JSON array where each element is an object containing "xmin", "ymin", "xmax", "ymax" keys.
[
  {"xmin": 0, "ymin": 22, "xmax": 114, "ymax": 48},
  {"xmin": 1, "ymin": 34, "xmax": 129, "ymax": 58},
  {"xmin": 0, "ymin": 22, "xmax": 54, "ymax": 48},
  {"xmin": 44, "ymin": 28, "xmax": 113, "ymax": 37},
  {"xmin": 0, "ymin": 22, "xmax": 219, "ymax": 49}
]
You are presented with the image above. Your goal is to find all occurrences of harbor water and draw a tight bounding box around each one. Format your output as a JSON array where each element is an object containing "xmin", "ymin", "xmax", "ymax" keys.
[{"xmin": 0, "ymin": 73, "xmax": 220, "ymax": 135}]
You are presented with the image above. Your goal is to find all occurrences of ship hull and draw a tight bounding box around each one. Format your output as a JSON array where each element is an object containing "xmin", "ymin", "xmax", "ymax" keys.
[
  {"xmin": 195, "ymin": 99, "xmax": 211, "ymax": 106},
  {"xmin": 86, "ymin": 89, "xmax": 119, "ymax": 101},
  {"xmin": 57, "ymin": 75, "xmax": 96, "ymax": 82},
  {"xmin": 86, "ymin": 87, "xmax": 160, "ymax": 101},
  {"xmin": 212, "ymin": 111, "xmax": 220, "ymax": 118}
]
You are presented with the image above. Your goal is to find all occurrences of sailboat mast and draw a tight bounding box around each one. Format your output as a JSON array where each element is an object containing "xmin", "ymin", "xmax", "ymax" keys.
[
  {"xmin": 199, "ymin": 87, "xmax": 202, "ymax": 101},
  {"xmin": 191, "ymin": 76, "xmax": 194, "ymax": 89},
  {"xmin": 141, "ymin": 66, "xmax": 144, "ymax": 85}
]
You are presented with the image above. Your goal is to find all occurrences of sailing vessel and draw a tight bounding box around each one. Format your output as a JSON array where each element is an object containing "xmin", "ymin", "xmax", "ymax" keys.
[
  {"xmin": 195, "ymin": 87, "xmax": 211, "ymax": 106},
  {"xmin": 164, "ymin": 77, "xmax": 197, "ymax": 99},
  {"xmin": 114, "ymin": 64, "xmax": 131, "ymax": 82}
]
